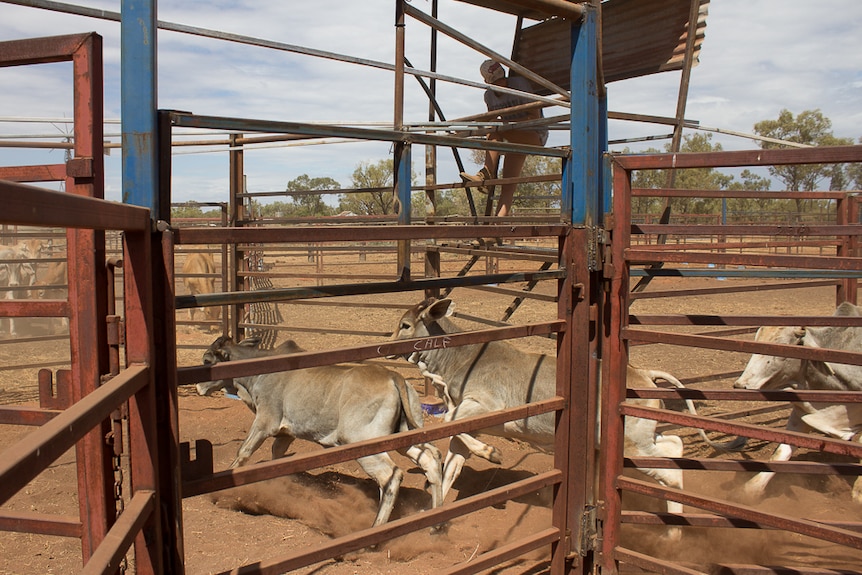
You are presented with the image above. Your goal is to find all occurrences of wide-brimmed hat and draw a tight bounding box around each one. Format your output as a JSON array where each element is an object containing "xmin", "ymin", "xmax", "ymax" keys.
[{"xmin": 480, "ymin": 59, "xmax": 504, "ymax": 83}]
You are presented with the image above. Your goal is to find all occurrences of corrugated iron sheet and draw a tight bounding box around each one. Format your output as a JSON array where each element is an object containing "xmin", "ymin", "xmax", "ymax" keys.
[{"xmin": 511, "ymin": 0, "xmax": 710, "ymax": 92}]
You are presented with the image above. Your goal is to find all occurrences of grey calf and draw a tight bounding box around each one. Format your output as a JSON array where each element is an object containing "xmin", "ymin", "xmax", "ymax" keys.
[
  {"xmin": 392, "ymin": 298, "xmax": 703, "ymax": 539},
  {"xmin": 734, "ymin": 301, "xmax": 862, "ymax": 503},
  {"xmin": 197, "ymin": 336, "xmax": 443, "ymax": 527}
]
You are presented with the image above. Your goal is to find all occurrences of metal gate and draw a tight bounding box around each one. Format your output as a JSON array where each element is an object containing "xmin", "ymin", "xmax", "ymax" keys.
[
  {"xmin": 601, "ymin": 145, "xmax": 862, "ymax": 574},
  {"xmin": 0, "ymin": 33, "xmax": 167, "ymax": 574}
]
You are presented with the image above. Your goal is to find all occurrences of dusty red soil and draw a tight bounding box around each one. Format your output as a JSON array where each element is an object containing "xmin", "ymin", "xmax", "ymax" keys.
[{"xmin": 1, "ymin": 250, "xmax": 861, "ymax": 574}]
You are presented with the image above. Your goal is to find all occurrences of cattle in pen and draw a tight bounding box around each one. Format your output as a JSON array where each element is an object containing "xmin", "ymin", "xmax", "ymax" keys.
[
  {"xmin": 734, "ymin": 301, "xmax": 862, "ymax": 503},
  {"xmin": 0, "ymin": 244, "xmax": 36, "ymax": 337},
  {"xmin": 390, "ymin": 297, "xmax": 710, "ymax": 539},
  {"xmin": 197, "ymin": 335, "xmax": 443, "ymax": 528},
  {"xmin": 181, "ymin": 252, "xmax": 221, "ymax": 323},
  {"xmin": 35, "ymin": 260, "xmax": 68, "ymax": 334}
]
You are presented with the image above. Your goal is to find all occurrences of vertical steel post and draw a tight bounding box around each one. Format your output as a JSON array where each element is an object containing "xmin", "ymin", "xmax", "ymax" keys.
[
  {"xmin": 837, "ymin": 193, "xmax": 858, "ymax": 305},
  {"xmin": 602, "ymin": 157, "xmax": 634, "ymax": 575},
  {"xmin": 121, "ymin": 0, "xmax": 159, "ymax": 216},
  {"xmin": 568, "ymin": 6, "xmax": 600, "ymax": 228},
  {"xmin": 394, "ymin": 0, "xmax": 411, "ymax": 278},
  {"xmin": 123, "ymin": 224, "xmax": 164, "ymax": 575},
  {"xmin": 229, "ymin": 133, "xmax": 245, "ymax": 339},
  {"xmin": 395, "ymin": 142, "xmax": 413, "ymax": 278},
  {"xmin": 68, "ymin": 32, "xmax": 114, "ymax": 566},
  {"xmin": 563, "ymin": 5, "xmax": 604, "ymax": 575},
  {"xmin": 424, "ymin": 0, "xmax": 439, "ymax": 225}
]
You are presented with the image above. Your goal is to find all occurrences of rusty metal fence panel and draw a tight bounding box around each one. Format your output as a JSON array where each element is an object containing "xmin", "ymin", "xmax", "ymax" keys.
[
  {"xmin": 603, "ymin": 145, "xmax": 862, "ymax": 575},
  {"xmin": 0, "ymin": 34, "xmax": 165, "ymax": 575}
]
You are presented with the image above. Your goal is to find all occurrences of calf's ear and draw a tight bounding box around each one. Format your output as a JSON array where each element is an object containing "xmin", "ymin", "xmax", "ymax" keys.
[{"xmin": 426, "ymin": 298, "xmax": 454, "ymax": 321}]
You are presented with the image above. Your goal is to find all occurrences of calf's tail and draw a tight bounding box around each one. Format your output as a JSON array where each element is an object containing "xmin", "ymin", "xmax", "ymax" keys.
[
  {"xmin": 392, "ymin": 374, "xmax": 425, "ymax": 431},
  {"xmin": 647, "ymin": 369, "xmax": 748, "ymax": 452}
]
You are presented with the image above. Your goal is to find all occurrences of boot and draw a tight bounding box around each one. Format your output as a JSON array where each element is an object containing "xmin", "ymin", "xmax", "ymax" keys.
[{"xmin": 459, "ymin": 166, "xmax": 492, "ymax": 194}]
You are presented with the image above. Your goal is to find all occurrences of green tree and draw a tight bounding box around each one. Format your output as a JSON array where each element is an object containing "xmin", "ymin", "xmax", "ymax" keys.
[
  {"xmin": 171, "ymin": 204, "xmax": 207, "ymax": 219},
  {"xmin": 171, "ymin": 202, "xmax": 222, "ymax": 221},
  {"xmin": 725, "ymin": 170, "xmax": 774, "ymax": 219},
  {"xmin": 631, "ymin": 133, "xmax": 733, "ymax": 217},
  {"xmin": 338, "ymin": 159, "xmax": 416, "ymax": 216},
  {"xmin": 257, "ymin": 201, "xmax": 294, "ymax": 218},
  {"xmin": 847, "ymin": 137, "xmax": 862, "ymax": 191},
  {"xmin": 754, "ymin": 109, "xmax": 854, "ymax": 214},
  {"xmin": 285, "ymin": 174, "xmax": 339, "ymax": 217}
]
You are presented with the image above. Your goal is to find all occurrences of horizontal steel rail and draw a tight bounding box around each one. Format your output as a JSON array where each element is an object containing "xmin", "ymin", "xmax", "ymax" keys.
[
  {"xmin": 178, "ymin": 320, "xmax": 565, "ymax": 385},
  {"xmin": 0, "ymin": 406, "xmax": 62, "ymax": 426},
  {"xmin": 626, "ymin": 388, "xmax": 862, "ymax": 403},
  {"xmin": 441, "ymin": 528, "xmax": 561, "ymax": 575},
  {"xmin": 626, "ymin": 249, "xmax": 862, "ymax": 271},
  {"xmin": 632, "ymin": 187, "xmax": 849, "ymax": 200},
  {"xmin": 628, "ymin": 314, "xmax": 862, "ymax": 326},
  {"xmin": 622, "ymin": 328, "xmax": 862, "ymax": 366},
  {"xmin": 0, "ymin": 364, "xmax": 150, "ymax": 506},
  {"xmin": 622, "ymin": 510, "xmax": 862, "ymax": 532},
  {"xmin": 0, "ymin": 180, "xmax": 150, "ymax": 231},
  {"xmin": 619, "ymin": 404, "xmax": 862, "ymax": 460},
  {"xmin": 613, "ymin": 145, "xmax": 862, "ymax": 170},
  {"xmin": 632, "ymin": 224, "xmax": 862, "ymax": 236},
  {"xmin": 616, "ymin": 476, "xmax": 862, "ymax": 549},
  {"xmin": 625, "ymin": 457, "xmax": 862, "ymax": 476},
  {"xmin": 628, "ymin": 280, "xmax": 840, "ymax": 299},
  {"xmin": 0, "ymin": 509, "xmax": 81, "ymax": 537},
  {"xmin": 614, "ymin": 547, "xmax": 711, "ymax": 575},
  {"xmin": 176, "ymin": 269, "xmax": 566, "ymax": 309},
  {"xmin": 169, "ymin": 112, "xmax": 570, "ymax": 158},
  {"xmin": 630, "ymin": 269, "xmax": 858, "ymax": 281},
  {"xmin": 183, "ymin": 396, "xmax": 565, "ymax": 496},
  {"xmin": 174, "ymin": 223, "xmax": 569, "ymax": 244}
]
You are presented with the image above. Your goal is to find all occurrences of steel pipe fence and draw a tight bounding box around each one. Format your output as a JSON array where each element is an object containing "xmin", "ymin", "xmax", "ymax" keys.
[{"xmin": 604, "ymin": 144, "xmax": 862, "ymax": 575}]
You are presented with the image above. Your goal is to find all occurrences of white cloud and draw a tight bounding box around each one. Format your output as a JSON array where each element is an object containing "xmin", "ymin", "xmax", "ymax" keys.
[{"xmin": 1, "ymin": 0, "xmax": 860, "ymax": 202}]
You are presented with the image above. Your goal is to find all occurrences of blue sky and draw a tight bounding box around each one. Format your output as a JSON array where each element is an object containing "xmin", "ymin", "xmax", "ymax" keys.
[{"xmin": 1, "ymin": 1, "xmax": 860, "ymax": 204}]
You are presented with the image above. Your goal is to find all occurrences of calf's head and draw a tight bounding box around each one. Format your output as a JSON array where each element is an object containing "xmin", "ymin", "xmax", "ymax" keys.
[
  {"xmin": 388, "ymin": 298, "xmax": 455, "ymax": 360},
  {"xmin": 391, "ymin": 297, "xmax": 454, "ymax": 340},
  {"xmin": 196, "ymin": 336, "xmax": 262, "ymax": 396},
  {"xmin": 733, "ymin": 326, "xmax": 805, "ymax": 390}
]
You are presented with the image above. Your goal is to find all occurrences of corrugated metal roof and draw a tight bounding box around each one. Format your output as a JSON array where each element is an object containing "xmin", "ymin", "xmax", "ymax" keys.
[{"xmin": 509, "ymin": 0, "xmax": 709, "ymax": 92}]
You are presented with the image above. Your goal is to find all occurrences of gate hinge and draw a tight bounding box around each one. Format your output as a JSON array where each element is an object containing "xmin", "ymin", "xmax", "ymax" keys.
[
  {"xmin": 576, "ymin": 504, "xmax": 598, "ymax": 556},
  {"xmin": 588, "ymin": 226, "xmax": 609, "ymax": 272}
]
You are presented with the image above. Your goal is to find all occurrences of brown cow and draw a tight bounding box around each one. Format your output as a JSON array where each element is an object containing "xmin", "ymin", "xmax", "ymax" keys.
[
  {"xmin": 181, "ymin": 252, "xmax": 222, "ymax": 323},
  {"xmin": 36, "ymin": 261, "xmax": 68, "ymax": 334},
  {"xmin": 0, "ymin": 244, "xmax": 37, "ymax": 337}
]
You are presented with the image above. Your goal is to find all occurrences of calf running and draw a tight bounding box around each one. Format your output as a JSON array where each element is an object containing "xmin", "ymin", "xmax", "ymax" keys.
[
  {"xmin": 391, "ymin": 297, "xmax": 716, "ymax": 539},
  {"xmin": 197, "ymin": 336, "xmax": 443, "ymax": 527}
]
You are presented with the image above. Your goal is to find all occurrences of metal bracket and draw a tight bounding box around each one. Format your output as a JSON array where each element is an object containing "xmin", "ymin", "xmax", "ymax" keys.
[{"xmin": 577, "ymin": 504, "xmax": 598, "ymax": 556}]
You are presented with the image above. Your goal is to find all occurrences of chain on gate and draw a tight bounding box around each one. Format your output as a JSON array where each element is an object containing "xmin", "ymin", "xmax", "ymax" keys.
[{"xmin": 105, "ymin": 305, "xmax": 129, "ymax": 574}]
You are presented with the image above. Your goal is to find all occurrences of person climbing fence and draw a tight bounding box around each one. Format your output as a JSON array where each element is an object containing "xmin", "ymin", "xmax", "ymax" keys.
[{"xmin": 460, "ymin": 59, "xmax": 548, "ymax": 218}]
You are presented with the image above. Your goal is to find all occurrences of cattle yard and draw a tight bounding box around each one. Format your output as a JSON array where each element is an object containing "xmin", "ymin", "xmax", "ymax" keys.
[
  {"xmin": 2, "ymin": 198, "xmax": 862, "ymax": 574},
  {"xmin": 2, "ymin": 3, "xmax": 862, "ymax": 575}
]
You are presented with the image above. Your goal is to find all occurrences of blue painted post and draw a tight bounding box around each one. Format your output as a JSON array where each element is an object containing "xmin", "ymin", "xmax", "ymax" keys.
[
  {"xmin": 121, "ymin": 0, "xmax": 158, "ymax": 216},
  {"xmin": 396, "ymin": 142, "xmax": 412, "ymax": 225},
  {"xmin": 568, "ymin": 5, "xmax": 602, "ymax": 227}
]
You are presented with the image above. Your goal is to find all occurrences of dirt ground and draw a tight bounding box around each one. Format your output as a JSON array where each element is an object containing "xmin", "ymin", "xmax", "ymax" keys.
[{"xmin": 1, "ymin": 249, "xmax": 861, "ymax": 575}]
